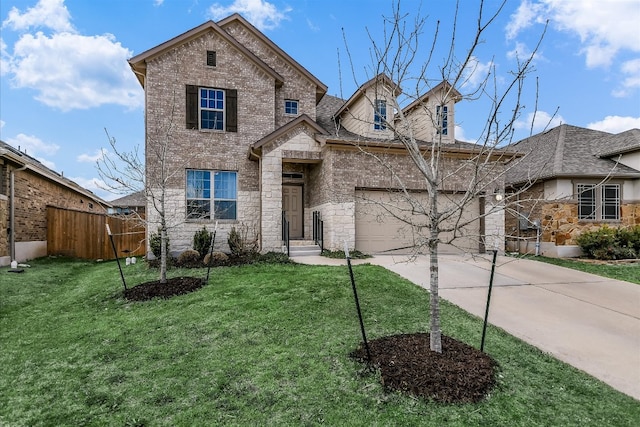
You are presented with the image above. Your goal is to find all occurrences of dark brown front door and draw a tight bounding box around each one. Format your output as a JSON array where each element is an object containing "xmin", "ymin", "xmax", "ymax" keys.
[{"xmin": 283, "ymin": 185, "xmax": 303, "ymax": 239}]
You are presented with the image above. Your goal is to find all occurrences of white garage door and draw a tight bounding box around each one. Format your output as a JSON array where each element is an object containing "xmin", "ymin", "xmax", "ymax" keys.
[{"xmin": 355, "ymin": 190, "xmax": 481, "ymax": 254}]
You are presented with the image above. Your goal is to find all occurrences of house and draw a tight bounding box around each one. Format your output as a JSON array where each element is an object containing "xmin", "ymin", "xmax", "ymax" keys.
[
  {"xmin": 128, "ymin": 14, "xmax": 507, "ymax": 255},
  {"xmin": 109, "ymin": 191, "xmax": 146, "ymax": 217},
  {"xmin": 505, "ymin": 125, "xmax": 640, "ymax": 257},
  {"xmin": 0, "ymin": 140, "xmax": 111, "ymax": 266}
]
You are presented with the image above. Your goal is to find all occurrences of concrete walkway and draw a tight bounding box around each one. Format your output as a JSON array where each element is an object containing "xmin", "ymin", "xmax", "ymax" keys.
[{"xmin": 293, "ymin": 254, "xmax": 640, "ymax": 400}]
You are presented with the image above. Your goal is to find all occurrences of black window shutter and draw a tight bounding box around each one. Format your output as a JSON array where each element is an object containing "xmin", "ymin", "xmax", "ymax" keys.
[
  {"xmin": 226, "ymin": 89, "xmax": 237, "ymax": 133},
  {"xmin": 186, "ymin": 85, "xmax": 198, "ymax": 129}
]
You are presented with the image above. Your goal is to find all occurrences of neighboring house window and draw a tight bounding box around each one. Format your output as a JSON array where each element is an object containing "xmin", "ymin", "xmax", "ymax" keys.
[
  {"xmin": 186, "ymin": 85, "xmax": 237, "ymax": 132},
  {"xmin": 186, "ymin": 170, "xmax": 237, "ymax": 220},
  {"xmin": 436, "ymin": 105, "xmax": 448, "ymax": 135},
  {"xmin": 206, "ymin": 50, "xmax": 216, "ymax": 67},
  {"xmin": 374, "ymin": 99, "xmax": 386, "ymax": 130},
  {"xmin": 285, "ymin": 99, "xmax": 299, "ymax": 115},
  {"xmin": 577, "ymin": 183, "xmax": 620, "ymax": 221}
]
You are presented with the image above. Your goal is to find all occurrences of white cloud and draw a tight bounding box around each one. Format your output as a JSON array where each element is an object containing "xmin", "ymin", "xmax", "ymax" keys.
[
  {"xmin": 2, "ymin": 0, "xmax": 74, "ymax": 33},
  {"xmin": 587, "ymin": 116, "xmax": 640, "ymax": 133},
  {"xmin": 507, "ymin": 0, "xmax": 640, "ymax": 69},
  {"xmin": 6, "ymin": 31, "xmax": 143, "ymax": 111},
  {"xmin": 77, "ymin": 148, "xmax": 107, "ymax": 163},
  {"xmin": 506, "ymin": 41, "xmax": 544, "ymax": 64},
  {"xmin": 515, "ymin": 110, "xmax": 565, "ymax": 134},
  {"xmin": 5, "ymin": 133, "xmax": 60, "ymax": 156},
  {"xmin": 208, "ymin": 0, "xmax": 291, "ymax": 30},
  {"xmin": 454, "ymin": 125, "xmax": 474, "ymax": 143},
  {"xmin": 461, "ymin": 56, "xmax": 494, "ymax": 90},
  {"xmin": 0, "ymin": 119, "xmax": 5, "ymax": 128},
  {"xmin": 612, "ymin": 58, "xmax": 640, "ymax": 97},
  {"xmin": 505, "ymin": 0, "xmax": 546, "ymax": 40},
  {"xmin": 154, "ymin": 0, "xmax": 164, "ymax": 6}
]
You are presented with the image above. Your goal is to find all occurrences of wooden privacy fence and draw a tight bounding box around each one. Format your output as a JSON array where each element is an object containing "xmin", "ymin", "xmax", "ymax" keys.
[{"xmin": 47, "ymin": 206, "xmax": 146, "ymax": 260}]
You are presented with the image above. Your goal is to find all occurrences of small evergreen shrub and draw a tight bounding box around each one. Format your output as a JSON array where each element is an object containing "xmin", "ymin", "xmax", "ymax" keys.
[
  {"xmin": 193, "ymin": 226, "xmax": 213, "ymax": 258},
  {"xmin": 149, "ymin": 228, "xmax": 170, "ymax": 258},
  {"xmin": 576, "ymin": 225, "xmax": 640, "ymax": 260}
]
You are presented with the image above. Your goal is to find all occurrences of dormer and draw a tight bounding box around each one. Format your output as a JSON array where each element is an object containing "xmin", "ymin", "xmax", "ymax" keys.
[
  {"xmin": 334, "ymin": 74, "xmax": 401, "ymax": 140},
  {"xmin": 401, "ymin": 80, "xmax": 462, "ymax": 143}
]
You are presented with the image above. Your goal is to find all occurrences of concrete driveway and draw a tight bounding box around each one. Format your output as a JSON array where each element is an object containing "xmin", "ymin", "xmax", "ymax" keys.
[{"xmin": 294, "ymin": 254, "xmax": 640, "ymax": 400}]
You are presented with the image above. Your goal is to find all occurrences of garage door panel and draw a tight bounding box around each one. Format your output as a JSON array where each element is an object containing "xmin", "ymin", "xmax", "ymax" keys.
[{"xmin": 355, "ymin": 190, "xmax": 480, "ymax": 254}]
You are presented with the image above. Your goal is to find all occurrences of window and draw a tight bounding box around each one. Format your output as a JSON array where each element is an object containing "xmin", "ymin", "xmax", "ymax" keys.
[
  {"xmin": 186, "ymin": 170, "xmax": 237, "ymax": 220},
  {"xmin": 186, "ymin": 85, "xmax": 237, "ymax": 132},
  {"xmin": 200, "ymin": 88, "xmax": 224, "ymax": 130},
  {"xmin": 206, "ymin": 50, "xmax": 216, "ymax": 67},
  {"xmin": 436, "ymin": 105, "xmax": 448, "ymax": 135},
  {"xmin": 374, "ymin": 99, "xmax": 386, "ymax": 130},
  {"xmin": 285, "ymin": 99, "xmax": 298, "ymax": 115},
  {"xmin": 577, "ymin": 183, "xmax": 620, "ymax": 221}
]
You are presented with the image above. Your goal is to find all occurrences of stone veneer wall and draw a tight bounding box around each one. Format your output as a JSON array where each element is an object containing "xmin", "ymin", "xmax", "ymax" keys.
[
  {"xmin": 541, "ymin": 201, "xmax": 640, "ymax": 246},
  {"xmin": 506, "ymin": 182, "xmax": 640, "ymax": 256}
]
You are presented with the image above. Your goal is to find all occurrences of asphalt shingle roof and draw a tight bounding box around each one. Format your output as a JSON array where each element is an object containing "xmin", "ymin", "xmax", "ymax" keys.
[{"xmin": 506, "ymin": 124, "xmax": 640, "ymax": 185}]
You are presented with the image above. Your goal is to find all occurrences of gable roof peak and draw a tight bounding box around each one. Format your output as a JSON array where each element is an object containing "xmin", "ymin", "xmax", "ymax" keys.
[
  {"xmin": 217, "ymin": 13, "xmax": 327, "ymax": 102},
  {"xmin": 128, "ymin": 18, "xmax": 283, "ymax": 88}
]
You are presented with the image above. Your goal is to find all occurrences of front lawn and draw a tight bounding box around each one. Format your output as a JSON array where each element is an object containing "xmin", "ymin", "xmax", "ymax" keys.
[{"xmin": 1, "ymin": 258, "xmax": 638, "ymax": 426}]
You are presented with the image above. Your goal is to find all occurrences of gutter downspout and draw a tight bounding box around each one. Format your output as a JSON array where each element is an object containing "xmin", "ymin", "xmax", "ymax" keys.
[{"xmin": 10, "ymin": 164, "xmax": 28, "ymax": 262}]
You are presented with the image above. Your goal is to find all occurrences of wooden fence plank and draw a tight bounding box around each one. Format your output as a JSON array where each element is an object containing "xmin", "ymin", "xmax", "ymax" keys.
[{"xmin": 47, "ymin": 206, "xmax": 146, "ymax": 260}]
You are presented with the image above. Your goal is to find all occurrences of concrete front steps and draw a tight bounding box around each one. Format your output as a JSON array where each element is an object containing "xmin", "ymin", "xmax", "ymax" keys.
[{"xmin": 288, "ymin": 240, "xmax": 322, "ymax": 257}]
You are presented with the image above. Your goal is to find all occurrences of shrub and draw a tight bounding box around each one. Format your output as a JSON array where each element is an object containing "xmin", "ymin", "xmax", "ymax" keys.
[
  {"xmin": 228, "ymin": 224, "xmax": 259, "ymax": 257},
  {"xmin": 257, "ymin": 251, "xmax": 292, "ymax": 264},
  {"xmin": 193, "ymin": 226, "xmax": 213, "ymax": 258},
  {"xmin": 577, "ymin": 225, "xmax": 639, "ymax": 260},
  {"xmin": 176, "ymin": 249, "xmax": 201, "ymax": 267},
  {"xmin": 149, "ymin": 228, "xmax": 170, "ymax": 258},
  {"xmin": 204, "ymin": 251, "xmax": 229, "ymax": 266}
]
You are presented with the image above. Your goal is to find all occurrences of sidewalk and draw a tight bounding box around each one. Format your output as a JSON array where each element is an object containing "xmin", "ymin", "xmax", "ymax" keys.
[{"xmin": 292, "ymin": 254, "xmax": 640, "ymax": 400}]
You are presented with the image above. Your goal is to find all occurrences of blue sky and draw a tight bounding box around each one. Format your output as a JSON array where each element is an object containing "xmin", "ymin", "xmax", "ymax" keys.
[{"xmin": 1, "ymin": 0, "xmax": 639, "ymax": 201}]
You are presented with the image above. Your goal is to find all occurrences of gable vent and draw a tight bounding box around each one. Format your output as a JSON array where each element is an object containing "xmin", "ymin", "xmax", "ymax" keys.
[{"xmin": 206, "ymin": 50, "xmax": 216, "ymax": 67}]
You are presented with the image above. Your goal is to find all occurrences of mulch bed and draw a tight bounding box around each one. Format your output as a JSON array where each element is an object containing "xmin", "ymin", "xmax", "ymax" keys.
[
  {"xmin": 351, "ymin": 333, "xmax": 498, "ymax": 404},
  {"xmin": 124, "ymin": 276, "xmax": 206, "ymax": 302}
]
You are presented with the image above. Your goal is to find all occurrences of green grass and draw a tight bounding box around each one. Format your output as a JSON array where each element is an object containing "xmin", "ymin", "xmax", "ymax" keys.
[
  {"xmin": 524, "ymin": 255, "xmax": 640, "ymax": 285},
  {"xmin": 1, "ymin": 258, "xmax": 638, "ymax": 426}
]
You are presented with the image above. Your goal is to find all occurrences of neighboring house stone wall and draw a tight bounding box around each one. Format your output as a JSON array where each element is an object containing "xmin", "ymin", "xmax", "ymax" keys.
[{"xmin": 506, "ymin": 181, "xmax": 640, "ymax": 256}]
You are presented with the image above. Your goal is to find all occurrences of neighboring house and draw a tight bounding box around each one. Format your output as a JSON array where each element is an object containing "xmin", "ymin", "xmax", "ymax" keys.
[
  {"xmin": 0, "ymin": 140, "xmax": 111, "ymax": 266},
  {"xmin": 109, "ymin": 191, "xmax": 146, "ymax": 217},
  {"xmin": 128, "ymin": 14, "xmax": 506, "ymax": 255},
  {"xmin": 505, "ymin": 125, "xmax": 640, "ymax": 257}
]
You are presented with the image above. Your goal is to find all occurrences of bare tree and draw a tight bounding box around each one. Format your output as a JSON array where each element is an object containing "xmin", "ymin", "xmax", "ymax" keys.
[
  {"xmin": 339, "ymin": 1, "xmax": 547, "ymax": 352},
  {"xmin": 97, "ymin": 53, "xmax": 200, "ymax": 284}
]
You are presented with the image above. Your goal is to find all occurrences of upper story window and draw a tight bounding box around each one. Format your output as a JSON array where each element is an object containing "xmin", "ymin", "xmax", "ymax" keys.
[
  {"xmin": 186, "ymin": 85, "xmax": 237, "ymax": 132},
  {"xmin": 436, "ymin": 105, "xmax": 448, "ymax": 135},
  {"xmin": 285, "ymin": 99, "xmax": 299, "ymax": 115},
  {"xmin": 186, "ymin": 170, "xmax": 237, "ymax": 220},
  {"xmin": 577, "ymin": 183, "xmax": 620, "ymax": 221},
  {"xmin": 200, "ymin": 88, "xmax": 225, "ymax": 130},
  {"xmin": 374, "ymin": 99, "xmax": 387, "ymax": 130}
]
